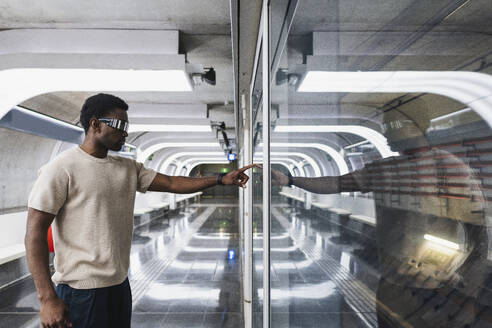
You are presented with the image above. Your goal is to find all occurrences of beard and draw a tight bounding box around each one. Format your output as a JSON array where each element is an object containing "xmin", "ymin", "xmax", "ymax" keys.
[
  {"xmin": 108, "ymin": 142, "xmax": 124, "ymax": 151},
  {"xmin": 100, "ymin": 138, "xmax": 124, "ymax": 152}
]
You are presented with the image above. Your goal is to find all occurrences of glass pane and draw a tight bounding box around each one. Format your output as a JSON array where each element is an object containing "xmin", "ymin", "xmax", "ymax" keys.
[
  {"xmin": 252, "ymin": 45, "xmax": 264, "ymax": 327},
  {"xmin": 269, "ymin": 0, "xmax": 492, "ymax": 327}
]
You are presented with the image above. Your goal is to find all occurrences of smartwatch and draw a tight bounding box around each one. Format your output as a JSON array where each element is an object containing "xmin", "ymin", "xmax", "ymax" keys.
[{"xmin": 217, "ymin": 172, "xmax": 226, "ymax": 185}]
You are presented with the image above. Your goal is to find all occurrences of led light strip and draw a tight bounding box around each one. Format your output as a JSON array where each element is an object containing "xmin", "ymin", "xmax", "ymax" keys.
[
  {"xmin": 128, "ymin": 124, "xmax": 212, "ymax": 133},
  {"xmin": 274, "ymin": 125, "xmax": 398, "ymax": 158},
  {"xmin": 184, "ymin": 159, "xmax": 295, "ymax": 177},
  {"xmin": 254, "ymin": 156, "xmax": 305, "ymax": 176},
  {"xmin": 136, "ymin": 143, "xmax": 221, "ymax": 163},
  {"xmin": 424, "ymin": 234, "xmax": 460, "ymax": 250},
  {"xmin": 297, "ymin": 71, "xmax": 492, "ymax": 129},
  {"xmin": 260, "ymin": 143, "xmax": 348, "ymax": 175},
  {"xmin": 157, "ymin": 151, "xmax": 225, "ymax": 174},
  {"xmin": 0, "ymin": 68, "xmax": 193, "ymax": 120},
  {"xmin": 255, "ymin": 151, "xmax": 323, "ymax": 176}
]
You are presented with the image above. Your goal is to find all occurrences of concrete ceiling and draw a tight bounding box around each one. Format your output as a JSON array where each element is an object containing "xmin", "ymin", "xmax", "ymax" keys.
[
  {"xmin": 0, "ymin": 0, "xmax": 231, "ymax": 33},
  {"xmin": 0, "ymin": 0, "xmax": 244, "ymax": 156},
  {"xmin": 2, "ymin": 0, "xmax": 491, "ymax": 166},
  {"xmin": 267, "ymin": 0, "xmax": 492, "ymax": 152}
]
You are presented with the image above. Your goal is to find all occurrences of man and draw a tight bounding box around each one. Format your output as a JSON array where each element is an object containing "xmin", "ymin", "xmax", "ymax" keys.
[{"xmin": 25, "ymin": 93, "xmax": 254, "ymax": 328}]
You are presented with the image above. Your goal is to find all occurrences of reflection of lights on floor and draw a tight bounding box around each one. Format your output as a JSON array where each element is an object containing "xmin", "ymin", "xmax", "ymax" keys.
[
  {"xmin": 258, "ymin": 281, "xmax": 337, "ymax": 300},
  {"xmin": 273, "ymin": 259, "xmax": 313, "ymax": 270},
  {"xmin": 168, "ymin": 260, "xmax": 193, "ymax": 270},
  {"xmin": 253, "ymin": 245, "xmax": 298, "ymax": 252},
  {"xmin": 273, "ymin": 262, "xmax": 296, "ymax": 270},
  {"xmin": 340, "ymin": 252, "xmax": 351, "ymax": 270},
  {"xmin": 130, "ymin": 253, "xmax": 142, "ymax": 274},
  {"xmin": 192, "ymin": 262, "xmax": 217, "ymax": 270},
  {"xmin": 184, "ymin": 246, "xmax": 228, "ymax": 252},
  {"xmin": 316, "ymin": 234, "xmax": 323, "ymax": 248},
  {"xmin": 147, "ymin": 284, "xmax": 220, "ymax": 300},
  {"xmin": 157, "ymin": 235, "xmax": 165, "ymax": 253},
  {"xmin": 193, "ymin": 233, "xmax": 232, "ymax": 239},
  {"xmin": 253, "ymin": 233, "xmax": 290, "ymax": 240}
]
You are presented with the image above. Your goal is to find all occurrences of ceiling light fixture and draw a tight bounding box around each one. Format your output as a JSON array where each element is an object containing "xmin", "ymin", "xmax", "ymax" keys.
[
  {"xmin": 0, "ymin": 68, "xmax": 193, "ymax": 120},
  {"xmin": 137, "ymin": 143, "xmax": 221, "ymax": 163},
  {"xmin": 184, "ymin": 160, "xmax": 230, "ymax": 176},
  {"xmin": 296, "ymin": 71, "xmax": 492, "ymax": 128},
  {"xmin": 424, "ymin": 234, "xmax": 460, "ymax": 250},
  {"xmin": 260, "ymin": 142, "xmax": 348, "ymax": 175},
  {"xmin": 274, "ymin": 125, "xmax": 398, "ymax": 158},
  {"xmin": 157, "ymin": 151, "xmax": 225, "ymax": 173},
  {"xmin": 128, "ymin": 124, "xmax": 212, "ymax": 133},
  {"xmin": 255, "ymin": 151, "xmax": 323, "ymax": 176}
]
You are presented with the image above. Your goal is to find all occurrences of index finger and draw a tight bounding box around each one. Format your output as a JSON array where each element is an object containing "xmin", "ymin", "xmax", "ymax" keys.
[{"xmin": 238, "ymin": 163, "xmax": 257, "ymax": 172}]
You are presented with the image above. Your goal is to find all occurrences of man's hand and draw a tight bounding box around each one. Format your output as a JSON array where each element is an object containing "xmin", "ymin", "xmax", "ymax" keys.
[
  {"xmin": 40, "ymin": 295, "xmax": 72, "ymax": 328},
  {"xmin": 221, "ymin": 164, "xmax": 257, "ymax": 187}
]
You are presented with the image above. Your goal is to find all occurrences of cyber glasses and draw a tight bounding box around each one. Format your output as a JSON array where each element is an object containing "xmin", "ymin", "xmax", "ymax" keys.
[{"xmin": 98, "ymin": 118, "xmax": 129, "ymax": 133}]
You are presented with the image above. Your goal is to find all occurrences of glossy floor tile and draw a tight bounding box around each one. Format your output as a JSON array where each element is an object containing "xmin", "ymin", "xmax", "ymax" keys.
[{"xmin": 0, "ymin": 201, "xmax": 243, "ymax": 328}]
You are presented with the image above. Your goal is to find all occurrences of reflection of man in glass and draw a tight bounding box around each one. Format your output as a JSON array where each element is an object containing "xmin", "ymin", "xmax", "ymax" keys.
[{"xmin": 272, "ymin": 112, "xmax": 492, "ymax": 327}]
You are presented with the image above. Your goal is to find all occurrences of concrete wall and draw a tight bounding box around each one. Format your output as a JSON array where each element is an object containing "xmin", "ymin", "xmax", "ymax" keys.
[
  {"xmin": 0, "ymin": 128, "xmax": 56, "ymax": 212},
  {"xmin": 0, "ymin": 211, "xmax": 27, "ymax": 248}
]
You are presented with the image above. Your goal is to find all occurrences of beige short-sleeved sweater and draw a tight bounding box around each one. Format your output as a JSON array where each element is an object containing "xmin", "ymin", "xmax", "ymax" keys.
[{"xmin": 28, "ymin": 146, "xmax": 157, "ymax": 289}]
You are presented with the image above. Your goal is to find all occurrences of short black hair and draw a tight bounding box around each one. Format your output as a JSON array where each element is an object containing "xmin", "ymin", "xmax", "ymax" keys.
[{"xmin": 79, "ymin": 93, "xmax": 128, "ymax": 132}]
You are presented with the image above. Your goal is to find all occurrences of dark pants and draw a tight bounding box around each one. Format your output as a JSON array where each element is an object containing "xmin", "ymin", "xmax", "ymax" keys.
[{"xmin": 55, "ymin": 278, "xmax": 132, "ymax": 328}]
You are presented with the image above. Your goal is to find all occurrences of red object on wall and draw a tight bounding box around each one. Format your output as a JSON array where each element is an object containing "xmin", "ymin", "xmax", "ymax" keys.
[{"xmin": 47, "ymin": 226, "xmax": 54, "ymax": 253}]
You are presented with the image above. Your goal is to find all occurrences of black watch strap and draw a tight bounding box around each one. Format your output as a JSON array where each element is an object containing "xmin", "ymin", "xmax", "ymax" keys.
[
  {"xmin": 287, "ymin": 172, "xmax": 294, "ymax": 187},
  {"xmin": 217, "ymin": 172, "xmax": 226, "ymax": 185}
]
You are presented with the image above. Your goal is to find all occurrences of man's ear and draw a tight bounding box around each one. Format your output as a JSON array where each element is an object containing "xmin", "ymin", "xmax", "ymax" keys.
[{"xmin": 89, "ymin": 118, "xmax": 100, "ymax": 132}]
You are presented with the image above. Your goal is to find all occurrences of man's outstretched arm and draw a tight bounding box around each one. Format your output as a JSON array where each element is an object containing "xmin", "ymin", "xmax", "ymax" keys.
[
  {"xmin": 148, "ymin": 164, "xmax": 256, "ymax": 193},
  {"xmin": 25, "ymin": 208, "xmax": 71, "ymax": 327},
  {"xmin": 272, "ymin": 169, "xmax": 370, "ymax": 194}
]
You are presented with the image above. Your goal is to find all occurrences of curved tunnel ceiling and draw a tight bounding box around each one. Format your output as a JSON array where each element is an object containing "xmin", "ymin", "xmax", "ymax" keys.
[
  {"xmin": 274, "ymin": 125, "xmax": 398, "ymax": 158},
  {"xmin": 2, "ymin": 69, "xmax": 491, "ymax": 175}
]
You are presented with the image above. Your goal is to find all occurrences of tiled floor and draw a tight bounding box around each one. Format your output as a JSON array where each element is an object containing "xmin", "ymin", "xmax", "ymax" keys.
[
  {"xmin": 4, "ymin": 199, "xmax": 490, "ymax": 327},
  {"xmin": 250, "ymin": 205, "xmax": 378, "ymax": 328},
  {"xmin": 131, "ymin": 203, "xmax": 243, "ymax": 327},
  {"xmin": 0, "ymin": 201, "xmax": 243, "ymax": 328}
]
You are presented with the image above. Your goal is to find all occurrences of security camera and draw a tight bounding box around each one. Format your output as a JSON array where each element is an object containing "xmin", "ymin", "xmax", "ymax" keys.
[{"xmin": 191, "ymin": 67, "xmax": 216, "ymax": 86}]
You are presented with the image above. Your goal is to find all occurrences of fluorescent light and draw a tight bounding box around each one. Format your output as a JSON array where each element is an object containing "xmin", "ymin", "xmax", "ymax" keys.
[
  {"xmin": 147, "ymin": 285, "xmax": 220, "ymax": 301},
  {"xmin": 181, "ymin": 157, "xmax": 229, "ymax": 166},
  {"xmin": 295, "ymin": 71, "xmax": 492, "ymax": 129},
  {"xmin": 298, "ymin": 71, "xmax": 394, "ymax": 93},
  {"xmin": 3, "ymin": 68, "xmax": 192, "ymax": 92},
  {"xmin": 184, "ymin": 160, "xmax": 229, "ymax": 175},
  {"xmin": 344, "ymin": 140, "xmax": 370, "ymax": 149},
  {"xmin": 137, "ymin": 143, "xmax": 221, "ymax": 163},
  {"xmin": 271, "ymin": 157, "xmax": 304, "ymax": 176},
  {"xmin": 260, "ymin": 143, "xmax": 348, "ymax": 175},
  {"xmin": 178, "ymin": 156, "xmax": 229, "ymax": 175},
  {"xmin": 255, "ymin": 151, "xmax": 323, "ymax": 176},
  {"xmin": 274, "ymin": 125, "xmax": 398, "ymax": 158},
  {"xmin": 128, "ymin": 124, "xmax": 211, "ymax": 133},
  {"xmin": 424, "ymin": 234, "xmax": 460, "ymax": 250},
  {"xmin": 430, "ymin": 107, "xmax": 472, "ymax": 123},
  {"xmin": 158, "ymin": 151, "xmax": 225, "ymax": 173},
  {"xmin": 254, "ymin": 156, "xmax": 304, "ymax": 176},
  {"xmin": 0, "ymin": 68, "xmax": 192, "ymax": 120}
]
